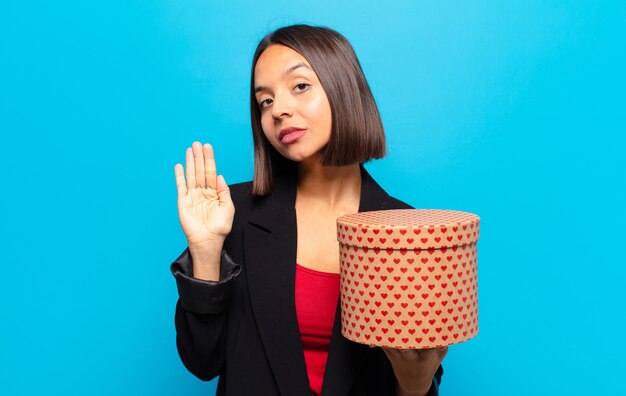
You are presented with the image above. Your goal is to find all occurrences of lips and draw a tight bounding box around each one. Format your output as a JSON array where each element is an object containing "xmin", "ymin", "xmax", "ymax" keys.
[{"xmin": 279, "ymin": 126, "xmax": 306, "ymax": 142}]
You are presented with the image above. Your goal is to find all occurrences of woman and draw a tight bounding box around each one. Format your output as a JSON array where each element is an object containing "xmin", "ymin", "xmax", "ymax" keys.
[{"xmin": 171, "ymin": 24, "xmax": 446, "ymax": 396}]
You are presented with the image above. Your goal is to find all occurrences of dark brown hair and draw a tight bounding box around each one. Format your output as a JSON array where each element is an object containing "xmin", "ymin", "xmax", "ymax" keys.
[{"xmin": 250, "ymin": 24, "xmax": 386, "ymax": 195}]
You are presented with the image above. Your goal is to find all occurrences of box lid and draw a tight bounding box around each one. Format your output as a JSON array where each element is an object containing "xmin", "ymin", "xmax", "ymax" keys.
[{"xmin": 336, "ymin": 209, "xmax": 480, "ymax": 250}]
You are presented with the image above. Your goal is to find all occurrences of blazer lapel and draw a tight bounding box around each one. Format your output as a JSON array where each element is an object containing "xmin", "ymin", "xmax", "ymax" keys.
[
  {"xmin": 244, "ymin": 168, "xmax": 311, "ymax": 396},
  {"xmin": 321, "ymin": 165, "xmax": 397, "ymax": 396}
]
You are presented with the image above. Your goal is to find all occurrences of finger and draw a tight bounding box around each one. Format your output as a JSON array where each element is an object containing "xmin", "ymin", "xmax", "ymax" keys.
[
  {"xmin": 216, "ymin": 175, "xmax": 231, "ymax": 203},
  {"xmin": 174, "ymin": 163, "xmax": 187, "ymax": 196},
  {"xmin": 185, "ymin": 147, "xmax": 196, "ymax": 188},
  {"xmin": 192, "ymin": 141, "xmax": 206, "ymax": 188},
  {"xmin": 415, "ymin": 346, "xmax": 447, "ymax": 361},
  {"xmin": 203, "ymin": 143, "xmax": 217, "ymax": 191}
]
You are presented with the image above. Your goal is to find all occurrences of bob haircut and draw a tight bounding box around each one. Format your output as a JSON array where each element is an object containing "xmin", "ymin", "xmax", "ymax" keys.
[{"xmin": 250, "ymin": 24, "xmax": 386, "ymax": 196}]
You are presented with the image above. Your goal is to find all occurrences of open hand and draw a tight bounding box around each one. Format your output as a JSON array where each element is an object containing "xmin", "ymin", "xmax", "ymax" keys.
[
  {"xmin": 382, "ymin": 346, "xmax": 447, "ymax": 396},
  {"xmin": 174, "ymin": 142, "xmax": 235, "ymax": 248}
]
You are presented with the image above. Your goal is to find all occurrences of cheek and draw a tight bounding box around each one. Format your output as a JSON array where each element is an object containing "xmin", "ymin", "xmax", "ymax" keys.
[
  {"xmin": 260, "ymin": 113, "xmax": 283, "ymax": 151},
  {"xmin": 308, "ymin": 94, "xmax": 332, "ymax": 131},
  {"xmin": 260, "ymin": 114, "xmax": 273, "ymax": 140}
]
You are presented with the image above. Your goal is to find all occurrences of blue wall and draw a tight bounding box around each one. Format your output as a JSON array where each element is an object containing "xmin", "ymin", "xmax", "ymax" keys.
[{"xmin": 1, "ymin": 1, "xmax": 624, "ymax": 394}]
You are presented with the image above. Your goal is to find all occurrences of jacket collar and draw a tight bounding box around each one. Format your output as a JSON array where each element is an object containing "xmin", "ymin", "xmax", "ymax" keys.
[{"xmin": 245, "ymin": 164, "xmax": 394, "ymax": 396}]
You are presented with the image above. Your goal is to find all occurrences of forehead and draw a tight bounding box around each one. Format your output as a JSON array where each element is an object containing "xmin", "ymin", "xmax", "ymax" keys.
[{"xmin": 254, "ymin": 44, "xmax": 312, "ymax": 82}]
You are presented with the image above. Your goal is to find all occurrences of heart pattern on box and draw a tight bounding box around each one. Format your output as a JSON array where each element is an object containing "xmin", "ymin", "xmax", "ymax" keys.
[{"xmin": 336, "ymin": 209, "xmax": 480, "ymax": 349}]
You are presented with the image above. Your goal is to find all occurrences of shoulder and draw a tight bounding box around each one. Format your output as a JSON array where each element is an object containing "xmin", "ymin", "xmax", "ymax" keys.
[
  {"xmin": 361, "ymin": 165, "xmax": 415, "ymax": 211},
  {"xmin": 227, "ymin": 180, "xmax": 276, "ymax": 217},
  {"xmin": 228, "ymin": 181, "xmax": 253, "ymax": 202},
  {"xmin": 221, "ymin": 181, "xmax": 256, "ymax": 246},
  {"xmin": 227, "ymin": 181, "xmax": 256, "ymax": 212},
  {"xmin": 364, "ymin": 170, "xmax": 414, "ymax": 210},
  {"xmin": 384, "ymin": 194, "xmax": 414, "ymax": 210}
]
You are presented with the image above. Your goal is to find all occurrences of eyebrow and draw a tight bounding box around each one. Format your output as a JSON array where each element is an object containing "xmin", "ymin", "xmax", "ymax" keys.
[{"xmin": 254, "ymin": 62, "xmax": 310, "ymax": 94}]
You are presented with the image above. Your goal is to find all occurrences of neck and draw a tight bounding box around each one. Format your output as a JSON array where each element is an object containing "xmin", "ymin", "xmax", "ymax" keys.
[{"xmin": 296, "ymin": 159, "xmax": 361, "ymax": 211}]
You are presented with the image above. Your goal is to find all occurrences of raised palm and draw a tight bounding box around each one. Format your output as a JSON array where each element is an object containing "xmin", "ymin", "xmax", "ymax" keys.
[{"xmin": 175, "ymin": 142, "xmax": 234, "ymax": 247}]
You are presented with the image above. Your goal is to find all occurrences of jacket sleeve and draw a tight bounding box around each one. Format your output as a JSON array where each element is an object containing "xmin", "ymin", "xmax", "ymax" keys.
[
  {"xmin": 388, "ymin": 362, "xmax": 443, "ymax": 395},
  {"xmin": 170, "ymin": 247, "xmax": 241, "ymax": 381}
]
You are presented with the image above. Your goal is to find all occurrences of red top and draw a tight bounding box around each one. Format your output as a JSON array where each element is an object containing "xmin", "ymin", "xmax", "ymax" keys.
[{"xmin": 295, "ymin": 263, "xmax": 341, "ymax": 396}]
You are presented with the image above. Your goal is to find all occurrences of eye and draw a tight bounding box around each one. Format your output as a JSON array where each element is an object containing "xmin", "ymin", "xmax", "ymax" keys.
[
  {"xmin": 294, "ymin": 83, "xmax": 310, "ymax": 92},
  {"xmin": 258, "ymin": 98, "xmax": 273, "ymax": 109}
]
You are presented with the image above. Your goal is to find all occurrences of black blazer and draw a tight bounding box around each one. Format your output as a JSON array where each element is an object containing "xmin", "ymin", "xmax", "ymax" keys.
[{"xmin": 171, "ymin": 165, "xmax": 443, "ymax": 396}]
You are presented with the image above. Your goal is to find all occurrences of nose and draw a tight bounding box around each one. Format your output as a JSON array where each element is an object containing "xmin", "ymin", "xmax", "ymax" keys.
[{"xmin": 271, "ymin": 91, "xmax": 294, "ymax": 120}]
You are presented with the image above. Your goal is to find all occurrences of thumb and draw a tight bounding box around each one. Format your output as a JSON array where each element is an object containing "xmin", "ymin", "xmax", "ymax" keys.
[{"xmin": 216, "ymin": 175, "xmax": 232, "ymax": 203}]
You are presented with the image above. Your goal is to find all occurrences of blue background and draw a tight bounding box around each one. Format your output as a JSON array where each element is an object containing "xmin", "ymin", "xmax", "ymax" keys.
[{"xmin": 1, "ymin": 1, "xmax": 624, "ymax": 395}]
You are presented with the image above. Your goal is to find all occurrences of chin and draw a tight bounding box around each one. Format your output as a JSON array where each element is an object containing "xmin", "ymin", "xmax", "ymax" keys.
[
  {"xmin": 278, "ymin": 147, "xmax": 309, "ymax": 161},
  {"xmin": 292, "ymin": 152, "xmax": 326, "ymax": 166},
  {"xmin": 273, "ymin": 142, "xmax": 326, "ymax": 164}
]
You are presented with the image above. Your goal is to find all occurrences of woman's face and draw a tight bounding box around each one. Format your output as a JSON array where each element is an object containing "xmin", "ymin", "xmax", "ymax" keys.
[{"xmin": 253, "ymin": 44, "xmax": 332, "ymax": 165}]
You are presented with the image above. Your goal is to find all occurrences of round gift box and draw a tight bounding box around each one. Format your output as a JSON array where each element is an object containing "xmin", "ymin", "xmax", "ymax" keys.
[{"xmin": 336, "ymin": 209, "xmax": 480, "ymax": 349}]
